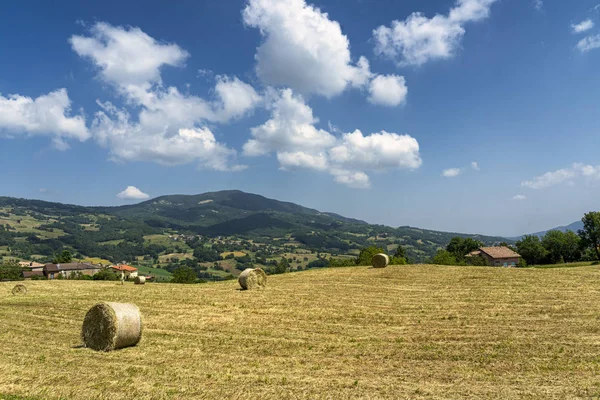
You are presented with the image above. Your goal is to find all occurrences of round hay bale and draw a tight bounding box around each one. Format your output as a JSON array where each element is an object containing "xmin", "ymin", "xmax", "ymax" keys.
[
  {"xmin": 238, "ymin": 268, "xmax": 267, "ymax": 290},
  {"xmin": 11, "ymin": 284, "xmax": 27, "ymax": 295},
  {"xmin": 81, "ymin": 302, "xmax": 142, "ymax": 351},
  {"xmin": 133, "ymin": 276, "xmax": 146, "ymax": 285},
  {"xmin": 372, "ymin": 253, "xmax": 389, "ymax": 268}
]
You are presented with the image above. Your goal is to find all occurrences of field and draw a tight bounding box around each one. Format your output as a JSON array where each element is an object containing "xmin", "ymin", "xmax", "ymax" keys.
[
  {"xmin": 135, "ymin": 265, "xmax": 173, "ymax": 282},
  {"xmin": 2, "ymin": 265, "xmax": 600, "ymax": 399}
]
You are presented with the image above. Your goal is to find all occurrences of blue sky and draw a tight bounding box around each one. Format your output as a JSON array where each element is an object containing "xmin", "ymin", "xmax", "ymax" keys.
[{"xmin": 0, "ymin": 0, "xmax": 599, "ymax": 237}]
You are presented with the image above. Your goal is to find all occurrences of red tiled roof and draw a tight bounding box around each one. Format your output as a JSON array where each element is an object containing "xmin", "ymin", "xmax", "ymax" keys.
[
  {"xmin": 111, "ymin": 264, "xmax": 138, "ymax": 272},
  {"xmin": 479, "ymin": 246, "xmax": 521, "ymax": 259}
]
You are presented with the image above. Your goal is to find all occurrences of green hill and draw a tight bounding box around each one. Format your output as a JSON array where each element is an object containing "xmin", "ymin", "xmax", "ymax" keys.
[{"xmin": 0, "ymin": 190, "xmax": 510, "ymax": 264}]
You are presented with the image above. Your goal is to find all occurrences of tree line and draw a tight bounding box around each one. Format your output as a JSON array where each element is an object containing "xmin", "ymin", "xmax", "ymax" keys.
[{"xmin": 516, "ymin": 212, "xmax": 600, "ymax": 265}]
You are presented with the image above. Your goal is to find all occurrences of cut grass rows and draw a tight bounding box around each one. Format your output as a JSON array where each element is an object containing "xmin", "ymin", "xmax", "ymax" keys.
[{"xmin": 2, "ymin": 265, "xmax": 600, "ymax": 399}]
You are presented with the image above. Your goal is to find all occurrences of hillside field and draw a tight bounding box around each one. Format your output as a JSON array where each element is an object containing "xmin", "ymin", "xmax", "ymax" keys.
[{"xmin": 2, "ymin": 265, "xmax": 600, "ymax": 399}]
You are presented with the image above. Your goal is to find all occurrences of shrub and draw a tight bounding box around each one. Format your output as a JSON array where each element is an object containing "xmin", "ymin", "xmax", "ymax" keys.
[
  {"xmin": 93, "ymin": 270, "xmax": 120, "ymax": 281},
  {"xmin": 0, "ymin": 261, "xmax": 23, "ymax": 281},
  {"xmin": 171, "ymin": 266, "xmax": 197, "ymax": 284}
]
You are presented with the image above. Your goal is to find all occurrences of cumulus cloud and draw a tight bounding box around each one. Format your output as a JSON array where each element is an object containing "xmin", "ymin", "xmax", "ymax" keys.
[
  {"xmin": 373, "ymin": 0, "xmax": 498, "ymax": 66},
  {"xmin": 70, "ymin": 22, "xmax": 188, "ymax": 94},
  {"xmin": 71, "ymin": 22, "xmax": 258, "ymax": 170},
  {"xmin": 471, "ymin": 161, "xmax": 480, "ymax": 170},
  {"xmin": 442, "ymin": 168, "xmax": 462, "ymax": 177},
  {"xmin": 533, "ymin": 0, "xmax": 543, "ymax": 10},
  {"xmin": 572, "ymin": 19, "xmax": 595, "ymax": 34},
  {"xmin": 117, "ymin": 186, "xmax": 150, "ymax": 200},
  {"xmin": 577, "ymin": 34, "xmax": 600, "ymax": 52},
  {"xmin": 512, "ymin": 194, "xmax": 527, "ymax": 201},
  {"xmin": 368, "ymin": 75, "xmax": 408, "ymax": 106},
  {"xmin": 521, "ymin": 163, "xmax": 600, "ymax": 189},
  {"xmin": 243, "ymin": 0, "xmax": 406, "ymax": 105},
  {"xmin": 0, "ymin": 89, "xmax": 89, "ymax": 149},
  {"xmin": 244, "ymin": 89, "xmax": 421, "ymax": 188},
  {"xmin": 243, "ymin": 0, "xmax": 372, "ymax": 97},
  {"xmin": 92, "ymin": 101, "xmax": 245, "ymax": 171},
  {"xmin": 243, "ymin": 89, "xmax": 336, "ymax": 157}
]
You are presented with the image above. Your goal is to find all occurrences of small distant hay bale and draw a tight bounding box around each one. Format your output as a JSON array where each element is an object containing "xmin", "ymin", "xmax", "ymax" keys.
[
  {"xmin": 238, "ymin": 268, "xmax": 267, "ymax": 290},
  {"xmin": 372, "ymin": 253, "xmax": 389, "ymax": 268},
  {"xmin": 81, "ymin": 302, "xmax": 142, "ymax": 352},
  {"xmin": 12, "ymin": 284, "xmax": 27, "ymax": 295},
  {"xmin": 134, "ymin": 276, "xmax": 146, "ymax": 285}
]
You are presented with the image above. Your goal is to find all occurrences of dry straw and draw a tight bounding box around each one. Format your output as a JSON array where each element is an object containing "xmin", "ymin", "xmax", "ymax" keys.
[
  {"xmin": 81, "ymin": 302, "xmax": 142, "ymax": 351},
  {"xmin": 238, "ymin": 268, "xmax": 267, "ymax": 290},
  {"xmin": 372, "ymin": 253, "xmax": 389, "ymax": 268},
  {"xmin": 134, "ymin": 276, "xmax": 146, "ymax": 285},
  {"xmin": 12, "ymin": 284, "xmax": 27, "ymax": 295}
]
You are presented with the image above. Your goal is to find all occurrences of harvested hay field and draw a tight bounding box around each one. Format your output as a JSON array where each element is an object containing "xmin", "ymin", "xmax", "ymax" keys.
[{"xmin": 2, "ymin": 265, "xmax": 600, "ymax": 399}]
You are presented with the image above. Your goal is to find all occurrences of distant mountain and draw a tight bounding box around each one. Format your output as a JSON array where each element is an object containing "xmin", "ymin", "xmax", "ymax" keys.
[
  {"xmin": 512, "ymin": 220, "xmax": 584, "ymax": 240},
  {"xmin": 0, "ymin": 190, "xmax": 510, "ymax": 262}
]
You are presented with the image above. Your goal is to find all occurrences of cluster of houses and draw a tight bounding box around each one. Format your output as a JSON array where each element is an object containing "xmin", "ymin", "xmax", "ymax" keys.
[{"xmin": 18, "ymin": 261, "xmax": 153, "ymax": 281}]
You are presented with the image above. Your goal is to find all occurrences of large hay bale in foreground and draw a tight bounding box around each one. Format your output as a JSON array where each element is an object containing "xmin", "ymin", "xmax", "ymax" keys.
[
  {"xmin": 12, "ymin": 284, "xmax": 27, "ymax": 295},
  {"xmin": 81, "ymin": 302, "xmax": 142, "ymax": 351},
  {"xmin": 239, "ymin": 268, "xmax": 267, "ymax": 290},
  {"xmin": 134, "ymin": 276, "xmax": 146, "ymax": 285},
  {"xmin": 372, "ymin": 253, "xmax": 389, "ymax": 268}
]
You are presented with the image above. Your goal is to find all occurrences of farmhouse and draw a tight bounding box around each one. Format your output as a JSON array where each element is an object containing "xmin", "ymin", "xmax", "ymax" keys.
[
  {"xmin": 469, "ymin": 246, "xmax": 521, "ymax": 267},
  {"xmin": 43, "ymin": 263, "xmax": 102, "ymax": 279},
  {"xmin": 110, "ymin": 264, "xmax": 138, "ymax": 279}
]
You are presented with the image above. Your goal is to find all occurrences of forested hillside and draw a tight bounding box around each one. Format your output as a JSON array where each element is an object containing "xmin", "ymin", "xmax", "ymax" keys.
[{"xmin": 0, "ymin": 190, "xmax": 509, "ymax": 268}]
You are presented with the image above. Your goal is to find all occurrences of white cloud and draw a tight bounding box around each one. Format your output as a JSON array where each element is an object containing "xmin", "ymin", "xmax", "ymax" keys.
[
  {"xmin": 0, "ymin": 89, "xmax": 89, "ymax": 149},
  {"xmin": 442, "ymin": 168, "xmax": 462, "ymax": 177},
  {"xmin": 243, "ymin": 89, "xmax": 336, "ymax": 157},
  {"xmin": 577, "ymin": 34, "xmax": 600, "ymax": 52},
  {"xmin": 117, "ymin": 186, "xmax": 150, "ymax": 200},
  {"xmin": 521, "ymin": 163, "xmax": 600, "ymax": 189},
  {"xmin": 244, "ymin": 89, "xmax": 421, "ymax": 188},
  {"xmin": 368, "ymin": 75, "xmax": 408, "ymax": 107},
  {"xmin": 70, "ymin": 22, "xmax": 188, "ymax": 94},
  {"xmin": 572, "ymin": 19, "xmax": 595, "ymax": 34},
  {"xmin": 71, "ymin": 22, "xmax": 258, "ymax": 170},
  {"xmin": 243, "ymin": 0, "xmax": 373, "ymax": 97},
  {"xmin": 277, "ymin": 151, "xmax": 329, "ymax": 171},
  {"xmin": 243, "ymin": 0, "xmax": 404, "ymax": 103},
  {"xmin": 373, "ymin": 0, "xmax": 498, "ymax": 66},
  {"xmin": 471, "ymin": 161, "xmax": 480, "ymax": 170},
  {"xmin": 212, "ymin": 76, "xmax": 263, "ymax": 122},
  {"xmin": 330, "ymin": 169, "xmax": 371, "ymax": 189},
  {"xmin": 329, "ymin": 129, "xmax": 422, "ymax": 171},
  {"xmin": 92, "ymin": 102, "xmax": 245, "ymax": 171},
  {"xmin": 533, "ymin": 0, "xmax": 543, "ymax": 11},
  {"xmin": 512, "ymin": 194, "xmax": 527, "ymax": 201}
]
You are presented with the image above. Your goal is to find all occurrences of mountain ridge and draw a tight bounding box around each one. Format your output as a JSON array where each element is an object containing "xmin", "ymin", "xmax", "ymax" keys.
[{"xmin": 0, "ymin": 190, "xmax": 511, "ymax": 263}]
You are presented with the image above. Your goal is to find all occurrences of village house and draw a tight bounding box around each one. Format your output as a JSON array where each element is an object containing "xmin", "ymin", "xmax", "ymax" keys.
[
  {"xmin": 468, "ymin": 246, "xmax": 521, "ymax": 267},
  {"xmin": 43, "ymin": 263, "xmax": 102, "ymax": 279},
  {"xmin": 110, "ymin": 264, "xmax": 139, "ymax": 280}
]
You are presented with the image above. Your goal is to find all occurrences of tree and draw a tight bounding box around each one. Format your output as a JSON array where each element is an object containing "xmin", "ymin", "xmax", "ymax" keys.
[
  {"xmin": 542, "ymin": 230, "xmax": 568, "ymax": 264},
  {"xmin": 541, "ymin": 230, "xmax": 582, "ymax": 264},
  {"xmin": 516, "ymin": 235, "xmax": 547, "ymax": 266},
  {"xmin": 579, "ymin": 212, "xmax": 600, "ymax": 261},
  {"xmin": 446, "ymin": 237, "xmax": 483, "ymax": 258},
  {"xmin": 171, "ymin": 266, "xmax": 197, "ymax": 284},
  {"xmin": 0, "ymin": 261, "xmax": 22, "ymax": 281},
  {"xmin": 431, "ymin": 250, "xmax": 459, "ymax": 266},
  {"xmin": 356, "ymin": 246, "xmax": 386, "ymax": 266},
  {"xmin": 193, "ymin": 247, "xmax": 221, "ymax": 262},
  {"xmin": 390, "ymin": 245, "xmax": 408, "ymax": 265},
  {"xmin": 52, "ymin": 249, "xmax": 72, "ymax": 264}
]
